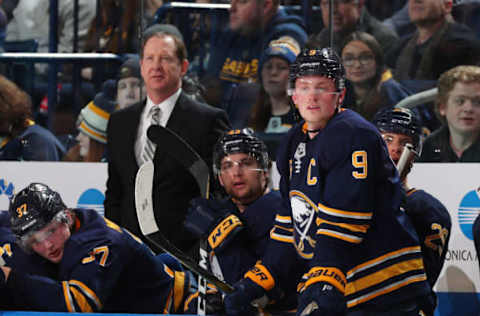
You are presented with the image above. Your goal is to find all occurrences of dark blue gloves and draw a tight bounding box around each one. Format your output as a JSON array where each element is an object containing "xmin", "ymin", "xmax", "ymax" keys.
[
  {"xmin": 184, "ymin": 198, "xmax": 244, "ymax": 253},
  {"xmin": 224, "ymin": 278, "xmax": 266, "ymax": 316},
  {"xmin": 297, "ymin": 282, "xmax": 346, "ymax": 316}
]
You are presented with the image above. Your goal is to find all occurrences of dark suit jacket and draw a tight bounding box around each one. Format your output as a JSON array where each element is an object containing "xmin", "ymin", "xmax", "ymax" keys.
[{"xmin": 104, "ymin": 91, "xmax": 230, "ymax": 253}]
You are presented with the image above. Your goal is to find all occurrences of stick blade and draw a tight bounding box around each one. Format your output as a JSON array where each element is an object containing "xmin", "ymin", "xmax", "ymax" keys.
[{"xmin": 134, "ymin": 161, "xmax": 159, "ymax": 236}]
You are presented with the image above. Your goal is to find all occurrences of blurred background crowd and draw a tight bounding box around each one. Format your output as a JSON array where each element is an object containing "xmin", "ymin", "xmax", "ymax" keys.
[{"xmin": 0, "ymin": 0, "xmax": 479, "ymax": 163}]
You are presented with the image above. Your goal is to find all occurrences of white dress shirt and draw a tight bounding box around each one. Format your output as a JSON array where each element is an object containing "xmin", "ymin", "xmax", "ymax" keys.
[{"xmin": 135, "ymin": 88, "xmax": 182, "ymax": 165}]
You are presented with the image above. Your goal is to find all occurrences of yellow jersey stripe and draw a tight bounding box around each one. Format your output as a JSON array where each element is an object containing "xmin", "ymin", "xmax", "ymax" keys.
[
  {"xmin": 69, "ymin": 279, "xmax": 103, "ymax": 310},
  {"xmin": 183, "ymin": 292, "xmax": 199, "ymax": 312},
  {"xmin": 70, "ymin": 287, "xmax": 94, "ymax": 312},
  {"xmin": 62, "ymin": 281, "xmax": 76, "ymax": 312},
  {"xmin": 347, "ymin": 246, "xmax": 422, "ymax": 278},
  {"xmin": 275, "ymin": 215, "xmax": 292, "ymax": 223},
  {"xmin": 173, "ymin": 271, "xmax": 186, "ymax": 313},
  {"xmin": 317, "ymin": 229, "xmax": 363, "ymax": 243},
  {"xmin": 318, "ymin": 201, "xmax": 372, "ymax": 220},
  {"xmin": 316, "ymin": 218, "xmax": 370, "ymax": 233},
  {"xmin": 346, "ymin": 258, "xmax": 425, "ymax": 294},
  {"xmin": 347, "ymin": 274, "xmax": 427, "ymax": 308}
]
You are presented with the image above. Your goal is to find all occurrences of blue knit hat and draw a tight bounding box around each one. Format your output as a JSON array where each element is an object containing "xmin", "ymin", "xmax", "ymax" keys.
[
  {"xmin": 260, "ymin": 37, "xmax": 301, "ymax": 74},
  {"xmin": 118, "ymin": 56, "xmax": 141, "ymax": 80},
  {"xmin": 77, "ymin": 80, "xmax": 117, "ymax": 144}
]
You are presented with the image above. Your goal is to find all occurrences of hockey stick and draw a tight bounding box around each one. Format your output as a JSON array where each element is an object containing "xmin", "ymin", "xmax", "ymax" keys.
[
  {"xmin": 146, "ymin": 125, "xmax": 210, "ymax": 199},
  {"xmin": 145, "ymin": 125, "xmax": 220, "ymax": 314},
  {"xmin": 135, "ymin": 127, "xmax": 234, "ymax": 310},
  {"xmin": 135, "ymin": 159, "xmax": 234, "ymax": 294}
]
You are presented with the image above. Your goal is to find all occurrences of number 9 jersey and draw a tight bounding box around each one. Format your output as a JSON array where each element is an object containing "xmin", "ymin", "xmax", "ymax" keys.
[{"xmin": 268, "ymin": 109, "xmax": 432, "ymax": 311}]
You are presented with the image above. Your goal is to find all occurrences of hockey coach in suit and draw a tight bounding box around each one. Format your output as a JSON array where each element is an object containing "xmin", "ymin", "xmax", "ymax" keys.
[{"xmin": 104, "ymin": 24, "xmax": 230, "ymax": 254}]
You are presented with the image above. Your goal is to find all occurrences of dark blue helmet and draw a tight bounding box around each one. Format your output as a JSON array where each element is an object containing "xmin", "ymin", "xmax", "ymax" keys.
[
  {"xmin": 288, "ymin": 47, "xmax": 346, "ymax": 94},
  {"xmin": 9, "ymin": 183, "xmax": 66, "ymax": 240},
  {"xmin": 373, "ymin": 107, "xmax": 423, "ymax": 155},
  {"xmin": 213, "ymin": 128, "xmax": 270, "ymax": 176}
]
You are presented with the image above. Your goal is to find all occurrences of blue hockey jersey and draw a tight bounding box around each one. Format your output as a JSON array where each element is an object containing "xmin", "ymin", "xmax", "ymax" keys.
[
  {"xmin": 261, "ymin": 109, "xmax": 431, "ymax": 311},
  {"xmin": 5, "ymin": 208, "xmax": 188, "ymax": 313},
  {"xmin": 185, "ymin": 191, "xmax": 303, "ymax": 313},
  {"xmin": 404, "ymin": 188, "xmax": 451, "ymax": 288},
  {"xmin": 0, "ymin": 211, "xmax": 56, "ymax": 310}
]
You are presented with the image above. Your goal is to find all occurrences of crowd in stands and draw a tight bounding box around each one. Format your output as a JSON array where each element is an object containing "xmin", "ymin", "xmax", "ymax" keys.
[{"xmin": 0, "ymin": 0, "xmax": 479, "ymax": 163}]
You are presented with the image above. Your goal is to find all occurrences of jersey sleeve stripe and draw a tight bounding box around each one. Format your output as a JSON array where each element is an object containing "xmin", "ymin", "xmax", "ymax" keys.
[
  {"xmin": 69, "ymin": 279, "xmax": 103, "ymax": 311},
  {"xmin": 183, "ymin": 291, "xmax": 198, "ymax": 312},
  {"xmin": 70, "ymin": 287, "xmax": 94, "ymax": 312},
  {"xmin": 275, "ymin": 215, "xmax": 292, "ymax": 223},
  {"xmin": 270, "ymin": 232, "xmax": 294, "ymax": 243},
  {"xmin": 317, "ymin": 218, "xmax": 369, "ymax": 233},
  {"xmin": 316, "ymin": 229, "xmax": 363, "ymax": 243},
  {"xmin": 62, "ymin": 281, "xmax": 76, "ymax": 312},
  {"xmin": 347, "ymin": 246, "xmax": 422, "ymax": 278},
  {"xmin": 164, "ymin": 264, "xmax": 174, "ymax": 278},
  {"xmin": 347, "ymin": 274, "xmax": 427, "ymax": 309},
  {"xmin": 318, "ymin": 201, "xmax": 373, "ymax": 220},
  {"xmin": 346, "ymin": 258, "xmax": 425, "ymax": 294},
  {"xmin": 173, "ymin": 271, "xmax": 187, "ymax": 313}
]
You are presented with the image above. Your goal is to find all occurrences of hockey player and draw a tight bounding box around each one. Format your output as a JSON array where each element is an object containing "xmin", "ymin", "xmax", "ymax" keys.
[
  {"xmin": 373, "ymin": 107, "xmax": 451, "ymax": 310},
  {"xmin": 183, "ymin": 128, "xmax": 303, "ymax": 314},
  {"xmin": 0, "ymin": 211, "xmax": 56, "ymax": 310},
  {"xmin": 0, "ymin": 182, "xmax": 189, "ymax": 313},
  {"xmin": 223, "ymin": 48, "xmax": 433, "ymax": 316}
]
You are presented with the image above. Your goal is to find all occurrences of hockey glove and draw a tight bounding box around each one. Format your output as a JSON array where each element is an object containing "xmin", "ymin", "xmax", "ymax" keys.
[
  {"xmin": 224, "ymin": 262, "xmax": 276, "ymax": 316},
  {"xmin": 184, "ymin": 198, "xmax": 244, "ymax": 254},
  {"xmin": 296, "ymin": 267, "xmax": 347, "ymax": 316},
  {"xmin": 224, "ymin": 278, "xmax": 265, "ymax": 316}
]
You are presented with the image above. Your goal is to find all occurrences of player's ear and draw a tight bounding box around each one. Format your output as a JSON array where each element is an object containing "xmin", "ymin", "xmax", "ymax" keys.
[{"xmin": 218, "ymin": 175, "xmax": 225, "ymax": 188}]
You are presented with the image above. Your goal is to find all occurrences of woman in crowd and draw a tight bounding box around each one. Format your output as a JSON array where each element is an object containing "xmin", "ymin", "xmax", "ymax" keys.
[
  {"xmin": 63, "ymin": 80, "xmax": 117, "ymax": 162},
  {"xmin": 340, "ymin": 31, "xmax": 411, "ymax": 121},
  {"xmin": 248, "ymin": 39, "xmax": 300, "ymax": 133},
  {"xmin": 0, "ymin": 75, "xmax": 65, "ymax": 161}
]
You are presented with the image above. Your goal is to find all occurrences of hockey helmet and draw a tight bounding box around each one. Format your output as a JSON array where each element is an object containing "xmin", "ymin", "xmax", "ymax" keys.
[
  {"xmin": 373, "ymin": 107, "xmax": 423, "ymax": 155},
  {"xmin": 288, "ymin": 47, "xmax": 346, "ymax": 95},
  {"xmin": 213, "ymin": 128, "xmax": 270, "ymax": 176},
  {"xmin": 9, "ymin": 183, "xmax": 67, "ymax": 241}
]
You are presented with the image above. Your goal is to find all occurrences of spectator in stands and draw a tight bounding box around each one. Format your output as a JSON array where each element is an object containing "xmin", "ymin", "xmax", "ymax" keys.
[
  {"xmin": 386, "ymin": 0, "xmax": 480, "ymax": 81},
  {"xmin": 340, "ymin": 31, "xmax": 411, "ymax": 121},
  {"xmin": 143, "ymin": 0, "xmax": 164, "ymax": 27},
  {"xmin": 382, "ymin": 2, "xmax": 416, "ymax": 38},
  {"xmin": 63, "ymin": 80, "xmax": 117, "ymax": 162},
  {"xmin": 6, "ymin": 0, "xmax": 96, "ymax": 71},
  {"xmin": 104, "ymin": 24, "xmax": 230, "ymax": 252},
  {"xmin": 364, "ymin": 0, "xmax": 407, "ymax": 21},
  {"xmin": 308, "ymin": 0, "xmax": 397, "ymax": 55},
  {"xmin": 419, "ymin": 65, "xmax": 480, "ymax": 162},
  {"xmin": 116, "ymin": 56, "xmax": 145, "ymax": 110},
  {"xmin": 82, "ymin": 0, "xmax": 139, "ymax": 81},
  {"xmin": 203, "ymin": 0, "xmax": 307, "ymax": 110},
  {"xmin": 0, "ymin": 75, "xmax": 65, "ymax": 161},
  {"xmin": 248, "ymin": 39, "xmax": 299, "ymax": 133}
]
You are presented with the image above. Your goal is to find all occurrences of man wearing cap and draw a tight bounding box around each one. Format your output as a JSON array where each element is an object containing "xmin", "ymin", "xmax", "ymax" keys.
[
  {"xmin": 203, "ymin": 0, "xmax": 307, "ymax": 111},
  {"xmin": 104, "ymin": 24, "xmax": 230, "ymax": 254},
  {"xmin": 116, "ymin": 56, "xmax": 146, "ymax": 110}
]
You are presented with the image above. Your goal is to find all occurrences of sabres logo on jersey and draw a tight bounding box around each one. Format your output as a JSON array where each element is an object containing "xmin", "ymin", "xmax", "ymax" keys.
[{"xmin": 290, "ymin": 190, "xmax": 317, "ymax": 259}]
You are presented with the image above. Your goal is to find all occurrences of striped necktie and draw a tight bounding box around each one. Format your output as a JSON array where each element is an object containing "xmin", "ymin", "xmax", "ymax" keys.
[{"xmin": 141, "ymin": 106, "xmax": 162, "ymax": 164}]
